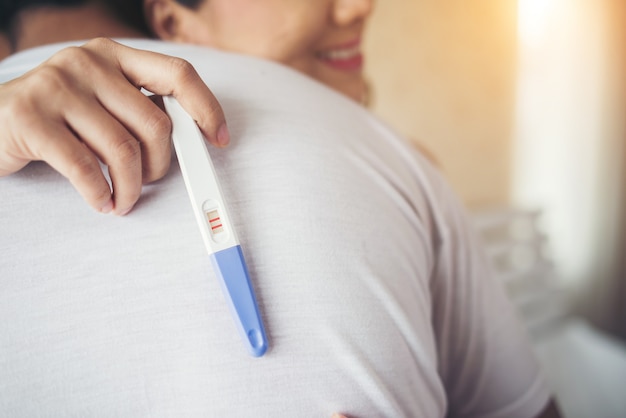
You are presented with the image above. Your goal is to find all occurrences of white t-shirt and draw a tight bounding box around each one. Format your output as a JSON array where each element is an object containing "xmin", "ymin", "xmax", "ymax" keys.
[{"xmin": 0, "ymin": 40, "xmax": 550, "ymax": 417}]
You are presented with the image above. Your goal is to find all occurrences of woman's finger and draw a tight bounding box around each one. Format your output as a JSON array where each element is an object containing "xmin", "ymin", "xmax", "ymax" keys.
[
  {"xmin": 63, "ymin": 95, "xmax": 144, "ymax": 215},
  {"xmin": 0, "ymin": 69, "xmax": 113, "ymax": 212},
  {"xmin": 46, "ymin": 43, "xmax": 174, "ymax": 187},
  {"xmin": 30, "ymin": 121, "xmax": 114, "ymax": 213},
  {"xmin": 84, "ymin": 38, "xmax": 230, "ymax": 148},
  {"xmin": 1, "ymin": 38, "xmax": 231, "ymax": 216}
]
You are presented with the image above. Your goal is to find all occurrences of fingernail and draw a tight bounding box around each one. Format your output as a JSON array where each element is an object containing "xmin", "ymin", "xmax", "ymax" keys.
[
  {"xmin": 101, "ymin": 199, "xmax": 114, "ymax": 214},
  {"xmin": 217, "ymin": 122, "xmax": 230, "ymax": 147},
  {"xmin": 117, "ymin": 206, "xmax": 133, "ymax": 216}
]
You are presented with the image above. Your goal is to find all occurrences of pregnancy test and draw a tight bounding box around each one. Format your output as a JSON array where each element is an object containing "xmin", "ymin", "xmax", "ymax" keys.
[{"xmin": 163, "ymin": 96, "xmax": 268, "ymax": 357}]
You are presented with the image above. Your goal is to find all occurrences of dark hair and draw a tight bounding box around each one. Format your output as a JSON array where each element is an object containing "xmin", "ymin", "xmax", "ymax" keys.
[
  {"xmin": 0, "ymin": 0, "xmax": 205, "ymax": 33},
  {"xmin": 0, "ymin": 0, "xmax": 86, "ymax": 29},
  {"xmin": 109, "ymin": 0, "xmax": 205, "ymax": 36},
  {"xmin": 174, "ymin": 0, "xmax": 203, "ymax": 9},
  {"xmin": 106, "ymin": 0, "xmax": 150, "ymax": 35}
]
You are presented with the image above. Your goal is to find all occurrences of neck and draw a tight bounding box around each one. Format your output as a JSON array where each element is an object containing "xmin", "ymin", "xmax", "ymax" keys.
[
  {"xmin": 0, "ymin": 34, "xmax": 10, "ymax": 60},
  {"xmin": 11, "ymin": 2, "xmax": 147, "ymax": 53}
]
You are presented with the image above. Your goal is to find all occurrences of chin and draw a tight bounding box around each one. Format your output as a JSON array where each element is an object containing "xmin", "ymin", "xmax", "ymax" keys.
[
  {"xmin": 339, "ymin": 80, "xmax": 367, "ymax": 104},
  {"xmin": 320, "ymin": 77, "xmax": 365, "ymax": 103}
]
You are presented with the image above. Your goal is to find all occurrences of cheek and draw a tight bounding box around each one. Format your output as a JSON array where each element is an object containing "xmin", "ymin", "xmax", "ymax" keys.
[
  {"xmin": 253, "ymin": 6, "xmax": 327, "ymax": 63},
  {"xmin": 208, "ymin": 0, "xmax": 329, "ymax": 63},
  {"xmin": 197, "ymin": 3, "xmax": 273, "ymax": 54},
  {"xmin": 226, "ymin": 19, "xmax": 291, "ymax": 59},
  {"xmin": 269, "ymin": 23, "xmax": 327, "ymax": 74}
]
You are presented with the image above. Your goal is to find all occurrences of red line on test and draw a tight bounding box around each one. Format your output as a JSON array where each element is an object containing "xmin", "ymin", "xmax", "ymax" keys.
[
  {"xmin": 209, "ymin": 217, "xmax": 220, "ymax": 222},
  {"xmin": 211, "ymin": 224, "xmax": 223, "ymax": 230}
]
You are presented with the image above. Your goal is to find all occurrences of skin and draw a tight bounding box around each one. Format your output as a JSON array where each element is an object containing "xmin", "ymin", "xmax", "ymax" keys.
[
  {"xmin": 0, "ymin": 3, "xmax": 228, "ymax": 215},
  {"xmin": 0, "ymin": 0, "xmax": 374, "ymax": 214},
  {"xmin": 144, "ymin": 0, "xmax": 373, "ymax": 102},
  {"xmin": 0, "ymin": 33, "xmax": 9, "ymax": 60}
]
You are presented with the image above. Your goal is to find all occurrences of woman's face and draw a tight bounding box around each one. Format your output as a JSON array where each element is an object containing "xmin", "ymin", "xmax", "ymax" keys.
[{"xmin": 149, "ymin": 0, "xmax": 374, "ymax": 102}]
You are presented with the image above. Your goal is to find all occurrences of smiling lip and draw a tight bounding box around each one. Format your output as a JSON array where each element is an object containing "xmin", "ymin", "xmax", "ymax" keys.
[{"xmin": 316, "ymin": 39, "xmax": 363, "ymax": 72}]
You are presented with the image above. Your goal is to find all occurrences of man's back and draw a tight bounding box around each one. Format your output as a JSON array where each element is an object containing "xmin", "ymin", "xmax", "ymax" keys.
[{"xmin": 0, "ymin": 41, "xmax": 549, "ymax": 417}]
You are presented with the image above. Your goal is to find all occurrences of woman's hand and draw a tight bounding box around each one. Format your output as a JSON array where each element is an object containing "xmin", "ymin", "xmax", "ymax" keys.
[{"xmin": 0, "ymin": 38, "xmax": 229, "ymax": 215}]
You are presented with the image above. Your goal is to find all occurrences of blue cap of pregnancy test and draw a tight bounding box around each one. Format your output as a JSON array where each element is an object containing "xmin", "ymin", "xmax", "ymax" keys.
[{"xmin": 210, "ymin": 245, "xmax": 268, "ymax": 357}]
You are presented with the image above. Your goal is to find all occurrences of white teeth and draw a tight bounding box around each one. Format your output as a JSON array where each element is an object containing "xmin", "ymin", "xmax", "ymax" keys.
[{"xmin": 320, "ymin": 45, "xmax": 361, "ymax": 60}]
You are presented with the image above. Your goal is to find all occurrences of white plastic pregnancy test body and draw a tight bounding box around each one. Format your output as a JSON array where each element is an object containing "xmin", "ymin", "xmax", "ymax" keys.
[{"xmin": 163, "ymin": 96, "xmax": 268, "ymax": 357}]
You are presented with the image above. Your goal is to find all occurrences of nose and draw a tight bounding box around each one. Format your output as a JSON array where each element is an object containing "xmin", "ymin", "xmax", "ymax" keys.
[{"xmin": 332, "ymin": 0, "xmax": 374, "ymax": 26}]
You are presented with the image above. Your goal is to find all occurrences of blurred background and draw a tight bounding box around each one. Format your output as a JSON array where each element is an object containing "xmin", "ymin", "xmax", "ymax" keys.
[{"xmin": 363, "ymin": 1, "xmax": 625, "ymax": 416}]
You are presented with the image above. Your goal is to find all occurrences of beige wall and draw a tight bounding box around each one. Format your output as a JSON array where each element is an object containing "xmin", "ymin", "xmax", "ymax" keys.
[{"xmin": 363, "ymin": 0, "xmax": 518, "ymax": 208}]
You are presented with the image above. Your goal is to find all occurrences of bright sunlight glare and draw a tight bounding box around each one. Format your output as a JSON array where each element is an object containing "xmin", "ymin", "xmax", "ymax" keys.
[{"xmin": 518, "ymin": 0, "xmax": 559, "ymax": 46}]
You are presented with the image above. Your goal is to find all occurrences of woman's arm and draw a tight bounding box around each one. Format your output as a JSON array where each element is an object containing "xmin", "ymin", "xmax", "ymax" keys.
[{"xmin": 0, "ymin": 38, "xmax": 228, "ymax": 215}]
